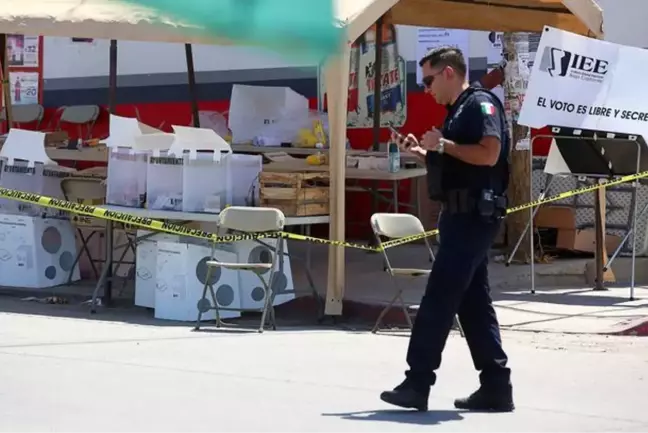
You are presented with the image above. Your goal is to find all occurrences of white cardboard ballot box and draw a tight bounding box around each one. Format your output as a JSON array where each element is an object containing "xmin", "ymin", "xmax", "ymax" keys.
[
  {"xmin": 0, "ymin": 214, "xmax": 80, "ymax": 289},
  {"xmin": 167, "ymin": 125, "xmax": 233, "ymax": 214},
  {"xmin": 154, "ymin": 241, "xmax": 242, "ymax": 322},
  {"xmin": 104, "ymin": 115, "xmax": 166, "ymax": 208},
  {"xmin": 134, "ymin": 230, "xmax": 181, "ymax": 308},
  {"xmin": 234, "ymin": 238, "xmax": 295, "ymax": 310}
]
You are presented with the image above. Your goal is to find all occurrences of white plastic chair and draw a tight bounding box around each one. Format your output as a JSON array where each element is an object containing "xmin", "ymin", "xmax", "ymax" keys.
[
  {"xmin": 370, "ymin": 213, "xmax": 464, "ymax": 336},
  {"xmin": 194, "ymin": 206, "xmax": 285, "ymax": 333}
]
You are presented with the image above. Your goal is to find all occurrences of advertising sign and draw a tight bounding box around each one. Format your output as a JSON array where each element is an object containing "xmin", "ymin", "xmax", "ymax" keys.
[{"xmin": 319, "ymin": 21, "xmax": 407, "ymax": 129}]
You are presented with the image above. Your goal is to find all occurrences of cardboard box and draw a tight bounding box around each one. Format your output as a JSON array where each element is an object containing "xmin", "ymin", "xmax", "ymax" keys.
[
  {"xmin": 44, "ymin": 131, "xmax": 69, "ymax": 146},
  {"xmin": 556, "ymin": 228, "xmax": 622, "ymax": 254},
  {"xmin": 0, "ymin": 215, "xmax": 80, "ymax": 289},
  {"xmin": 534, "ymin": 206, "xmax": 576, "ymax": 230}
]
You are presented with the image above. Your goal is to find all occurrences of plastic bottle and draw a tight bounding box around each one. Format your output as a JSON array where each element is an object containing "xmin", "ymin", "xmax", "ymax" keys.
[{"xmin": 388, "ymin": 140, "xmax": 400, "ymax": 173}]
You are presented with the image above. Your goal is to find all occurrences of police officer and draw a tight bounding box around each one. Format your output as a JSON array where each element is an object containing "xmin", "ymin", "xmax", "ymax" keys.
[{"xmin": 380, "ymin": 46, "xmax": 514, "ymax": 412}]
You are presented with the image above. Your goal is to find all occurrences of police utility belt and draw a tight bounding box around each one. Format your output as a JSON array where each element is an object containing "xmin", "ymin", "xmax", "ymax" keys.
[{"xmin": 443, "ymin": 188, "xmax": 507, "ymax": 219}]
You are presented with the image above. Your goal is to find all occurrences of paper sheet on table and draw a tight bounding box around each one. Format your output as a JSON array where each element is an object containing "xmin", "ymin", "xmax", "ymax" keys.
[
  {"xmin": 103, "ymin": 115, "xmax": 145, "ymax": 148},
  {"xmin": 264, "ymin": 152, "xmax": 297, "ymax": 162},
  {"xmin": 131, "ymin": 133, "xmax": 175, "ymax": 154},
  {"xmin": 0, "ymin": 129, "xmax": 56, "ymax": 166}
]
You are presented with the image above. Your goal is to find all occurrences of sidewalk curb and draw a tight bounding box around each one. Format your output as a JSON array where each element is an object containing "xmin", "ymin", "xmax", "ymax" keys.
[{"xmin": 607, "ymin": 318, "xmax": 648, "ymax": 336}]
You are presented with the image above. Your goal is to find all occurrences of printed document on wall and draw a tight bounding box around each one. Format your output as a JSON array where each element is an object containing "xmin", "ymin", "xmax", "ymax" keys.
[{"xmin": 518, "ymin": 26, "xmax": 648, "ymax": 137}]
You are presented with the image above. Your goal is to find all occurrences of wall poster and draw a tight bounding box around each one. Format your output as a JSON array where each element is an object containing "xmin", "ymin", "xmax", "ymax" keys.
[
  {"xmin": 6, "ymin": 34, "xmax": 40, "ymax": 68},
  {"xmin": 9, "ymin": 71, "xmax": 40, "ymax": 105},
  {"xmin": 318, "ymin": 19, "xmax": 407, "ymax": 129},
  {"xmin": 2, "ymin": 35, "xmax": 43, "ymax": 113}
]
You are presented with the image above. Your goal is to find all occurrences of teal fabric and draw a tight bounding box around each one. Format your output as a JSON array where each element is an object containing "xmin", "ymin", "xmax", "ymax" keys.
[{"xmin": 124, "ymin": 0, "xmax": 343, "ymax": 61}]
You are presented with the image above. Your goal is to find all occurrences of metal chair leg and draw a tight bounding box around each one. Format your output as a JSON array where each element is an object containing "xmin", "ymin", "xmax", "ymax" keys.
[
  {"xmin": 90, "ymin": 259, "xmax": 112, "ymax": 314},
  {"xmin": 69, "ymin": 230, "xmax": 99, "ymax": 284},
  {"xmin": 207, "ymin": 284, "xmax": 222, "ymax": 328},
  {"xmin": 371, "ymin": 288, "xmax": 404, "ymax": 334},
  {"xmin": 194, "ymin": 268, "xmax": 212, "ymax": 331},
  {"xmin": 397, "ymin": 293, "xmax": 413, "ymax": 329}
]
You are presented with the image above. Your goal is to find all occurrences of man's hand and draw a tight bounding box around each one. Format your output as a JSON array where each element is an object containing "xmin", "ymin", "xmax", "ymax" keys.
[
  {"xmin": 421, "ymin": 128, "xmax": 443, "ymax": 152},
  {"xmin": 391, "ymin": 132, "xmax": 426, "ymax": 157}
]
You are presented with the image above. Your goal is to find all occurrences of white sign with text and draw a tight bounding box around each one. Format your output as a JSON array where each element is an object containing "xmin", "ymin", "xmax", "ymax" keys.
[{"xmin": 519, "ymin": 26, "xmax": 648, "ymax": 136}]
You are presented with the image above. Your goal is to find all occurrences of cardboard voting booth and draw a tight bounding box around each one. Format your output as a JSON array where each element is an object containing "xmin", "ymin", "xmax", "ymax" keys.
[
  {"xmin": 228, "ymin": 84, "xmax": 309, "ymax": 144},
  {"xmin": 168, "ymin": 125, "xmax": 233, "ymax": 214},
  {"xmin": 105, "ymin": 115, "xmax": 163, "ymax": 208}
]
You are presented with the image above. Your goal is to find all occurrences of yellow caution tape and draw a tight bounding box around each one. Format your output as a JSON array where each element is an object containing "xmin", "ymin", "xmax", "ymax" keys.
[
  {"xmin": 380, "ymin": 170, "xmax": 648, "ymax": 250},
  {"xmin": 0, "ymin": 188, "xmax": 279, "ymax": 244},
  {"xmin": 0, "ymin": 169, "xmax": 646, "ymax": 251}
]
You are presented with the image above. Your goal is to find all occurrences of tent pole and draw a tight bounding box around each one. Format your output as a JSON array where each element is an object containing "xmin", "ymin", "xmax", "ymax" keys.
[
  {"xmin": 104, "ymin": 38, "xmax": 118, "ymax": 306},
  {"xmin": 371, "ymin": 16, "xmax": 384, "ymax": 151},
  {"xmin": 369, "ymin": 17, "xmax": 384, "ymax": 235},
  {"xmin": 324, "ymin": 45, "xmax": 352, "ymax": 316},
  {"xmin": 1, "ymin": 34, "xmax": 13, "ymax": 129},
  {"xmin": 108, "ymin": 39, "xmax": 117, "ymax": 113},
  {"xmin": 185, "ymin": 44, "xmax": 200, "ymax": 127}
]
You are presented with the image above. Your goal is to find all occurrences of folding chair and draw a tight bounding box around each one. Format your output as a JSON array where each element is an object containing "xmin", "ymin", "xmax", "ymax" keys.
[
  {"xmin": 195, "ymin": 206, "xmax": 285, "ymax": 333},
  {"xmin": 55, "ymin": 105, "xmax": 100, "ymax": 139},
  {"xmin": 370, "ymin": 213, "xmax": 464, "ymax": 337},
  {"xmin": 1, "ymin": 104, "xmax": 45, "ymax": 129}
]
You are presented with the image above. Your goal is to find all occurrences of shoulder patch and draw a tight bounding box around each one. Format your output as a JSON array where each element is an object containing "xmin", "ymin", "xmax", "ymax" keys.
[{"xmin": 480, "ymin": 101, "xmax": 496, "ymax": 116}]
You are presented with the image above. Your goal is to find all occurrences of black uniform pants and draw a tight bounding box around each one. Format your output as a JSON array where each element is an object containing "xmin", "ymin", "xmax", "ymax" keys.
[{"xmin": 405, "ymin": 210, "xmax": 510, "ymax": 390}]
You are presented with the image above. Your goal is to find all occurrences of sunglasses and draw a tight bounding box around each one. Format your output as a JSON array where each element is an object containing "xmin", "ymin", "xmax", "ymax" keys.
[{"xmin": 421, "ymin": 67, "xmax": 447, "ymax": 87}]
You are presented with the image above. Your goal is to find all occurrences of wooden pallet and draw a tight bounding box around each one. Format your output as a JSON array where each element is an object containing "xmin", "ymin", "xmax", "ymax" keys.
[{"xmin": 259, "ymin": 171, "xmax": 329, "ymax": 216}]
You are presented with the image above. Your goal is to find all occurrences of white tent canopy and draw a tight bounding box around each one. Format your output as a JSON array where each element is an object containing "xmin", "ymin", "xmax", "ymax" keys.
[{"xmin": 0, "ymin": 0, "xmax": 393, "ymax": 46}]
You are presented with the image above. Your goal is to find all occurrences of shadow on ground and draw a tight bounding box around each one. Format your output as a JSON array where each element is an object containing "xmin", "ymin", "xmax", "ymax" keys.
[{"xmin": 321, "ymin": 409, "xmax": 464, "ymax": 426}]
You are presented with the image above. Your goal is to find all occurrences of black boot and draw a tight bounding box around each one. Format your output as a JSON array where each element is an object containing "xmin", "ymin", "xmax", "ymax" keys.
[
  {"xmin": 380, "ymin": 379, "xmax": 430, "ymax": 411},
  {"xmin": 454, "ymin": 385, "xmax": 515, "ymax": 412}
]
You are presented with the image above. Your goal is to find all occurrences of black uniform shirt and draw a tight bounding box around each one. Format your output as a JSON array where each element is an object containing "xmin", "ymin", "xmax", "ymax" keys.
[{"xmin": 425, "ymin": 86, "xmax": 509, "ymax": 198}]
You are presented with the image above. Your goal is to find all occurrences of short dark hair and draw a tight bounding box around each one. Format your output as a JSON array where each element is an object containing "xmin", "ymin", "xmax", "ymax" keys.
[{"xmin": 418, "ymin": 46, "xmax": 467, "ymax": 77}]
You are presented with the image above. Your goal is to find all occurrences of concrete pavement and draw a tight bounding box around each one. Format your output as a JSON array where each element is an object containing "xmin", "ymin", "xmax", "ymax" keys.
[
  {"xmin": 1, "ymin": 299, "xmax": 648, "ymax": 432},
  {"xmin": 2, "ymin": 242, "xmax": 648, "ymax": 336},
  {"xmin": 288, "ymin": 243, "xmax": 648, "ymax": 335}
]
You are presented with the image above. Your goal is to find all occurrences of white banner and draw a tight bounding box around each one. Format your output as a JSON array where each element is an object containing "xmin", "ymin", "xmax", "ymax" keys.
[
  {"xmin": 518, "ymin": 26, "xmax": 648, "ymax": 136},
  {"xmin": 416, "ymin": 28, "xmax": 470, "ymax": 84}
]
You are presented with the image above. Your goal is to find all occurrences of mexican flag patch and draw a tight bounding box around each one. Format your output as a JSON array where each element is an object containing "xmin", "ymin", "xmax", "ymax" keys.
[{"xmin": 480, "ymin": 102, "xmax": 496, "ymax": 115}]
